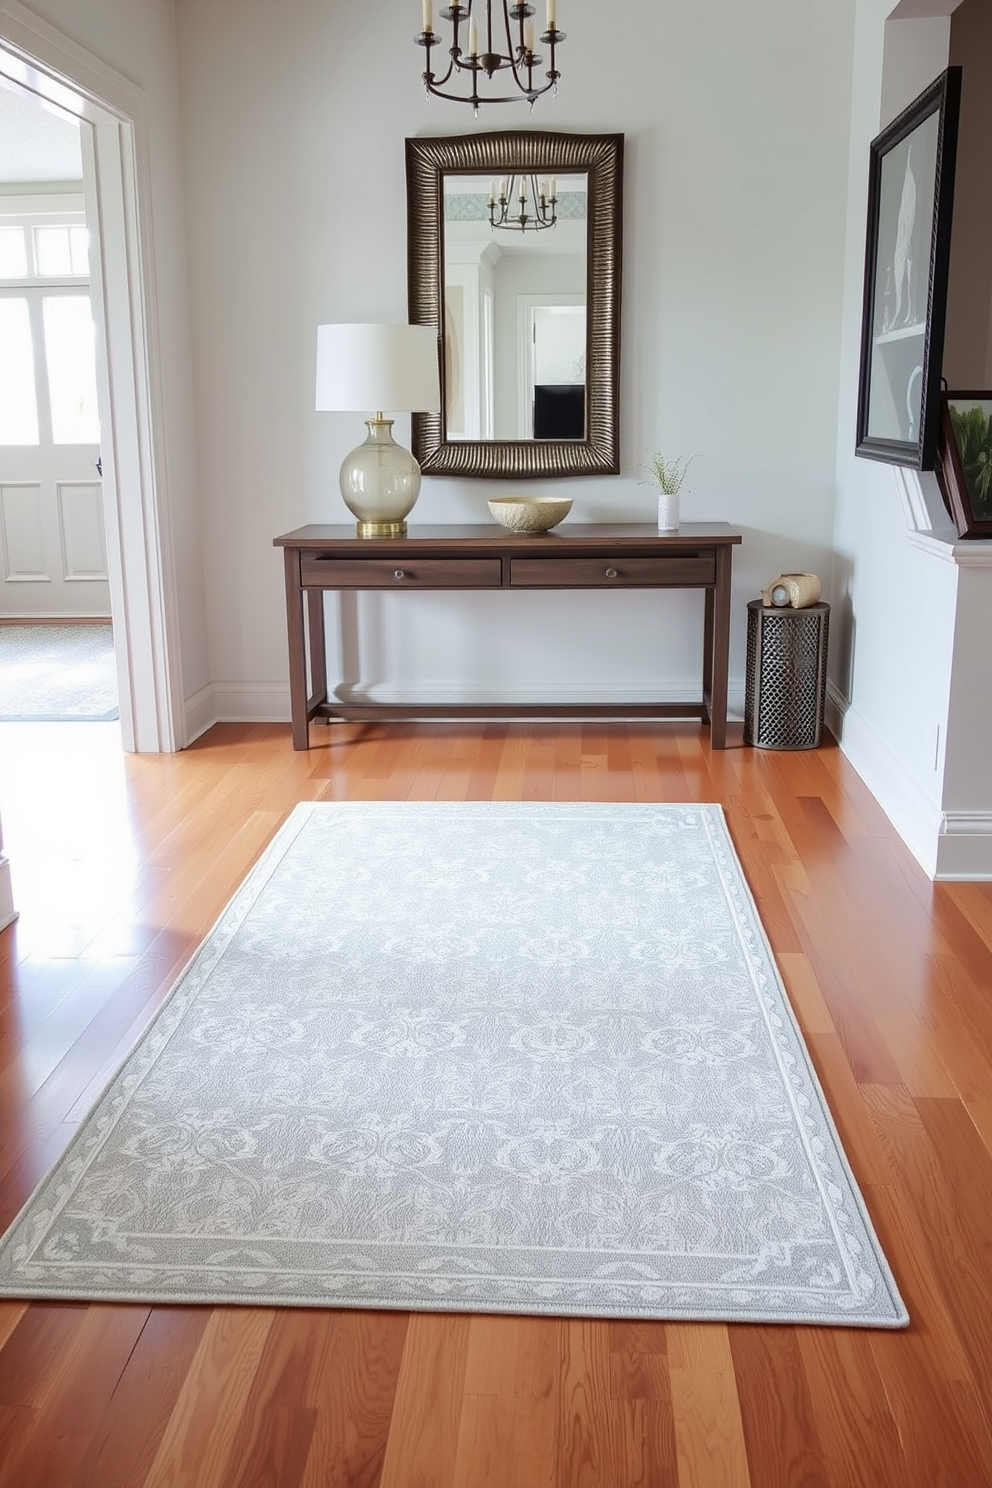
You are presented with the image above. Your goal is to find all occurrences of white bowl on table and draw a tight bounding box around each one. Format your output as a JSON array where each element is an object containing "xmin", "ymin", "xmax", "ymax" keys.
[{"xmin": 487, "ymin": 496, "xmax": 573, "ymax": 533}]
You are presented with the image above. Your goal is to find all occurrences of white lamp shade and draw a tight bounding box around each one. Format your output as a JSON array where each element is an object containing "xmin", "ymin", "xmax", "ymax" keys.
[{"xmin": 315, "ymin": 322, "xmax": 440, "ymax": 413}]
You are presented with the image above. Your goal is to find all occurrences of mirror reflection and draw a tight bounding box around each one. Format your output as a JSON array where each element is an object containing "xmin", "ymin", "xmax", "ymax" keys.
[{"xmin": 442, "ymin": 172, "xmax": 588, "ymax": 442}]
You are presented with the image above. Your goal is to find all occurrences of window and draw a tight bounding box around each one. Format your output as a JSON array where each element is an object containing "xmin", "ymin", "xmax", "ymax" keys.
[
  {"xmin": 43, "ymin": 295, "xmax": 100, "ymax": 443},
  {"xmin": 0, "ymin": 199, "xmax": 98, "ymax": 447},
  {"xmin": 0, "ymin": 298, "xmax": 39, "ymax": 443}
]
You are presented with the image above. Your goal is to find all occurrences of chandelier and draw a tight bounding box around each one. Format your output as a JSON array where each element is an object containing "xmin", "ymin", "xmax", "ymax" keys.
[
  {"xmin": 416, "ymin": 0, "xmax": 565, "ymax": 111},
  {"xmin": 488, "ymin": 173, "xmax": 557, "ymax": 231}
]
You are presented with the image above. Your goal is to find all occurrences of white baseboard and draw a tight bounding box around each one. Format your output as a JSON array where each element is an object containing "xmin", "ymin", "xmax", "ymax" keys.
[
  {"xmin": 185, "ymin": 678, "xmax": 746, "ymax": 743},
  {"xmin": 827, "ymin": 684, "xmax": 992, "ymax": 880},
  {"xmin": 182, "ymin": 684, "xmax": 215, "ymax": 745},
  {"xmin": 932, "ymin": 813, "xmax": 992, "ymax": 881},
  {"xmin": 331, "ymin": 679, "xmax": 715, "ymax": 710},
  {"xmin": 183, "ymin": 682, "xmax": 289, "ymax": 743}
]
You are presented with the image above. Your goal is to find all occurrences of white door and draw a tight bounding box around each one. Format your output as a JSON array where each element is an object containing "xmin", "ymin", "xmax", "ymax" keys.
[
  {"xmin": 515, "ymin": 294, "xmax": 586, "ymax": 438},
  {"xmin": 0, "ymin": 214, "xmax": 108, "ymax": 618}
]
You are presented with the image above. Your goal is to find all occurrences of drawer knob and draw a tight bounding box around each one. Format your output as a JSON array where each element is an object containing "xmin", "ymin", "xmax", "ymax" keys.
[
  {"xmin": 393, "ymin": 569, "xmax": 406, "ymax": 580},
  {"xmin": 605, "ymin": 566, "xmax": 618, "ymax": 579}
]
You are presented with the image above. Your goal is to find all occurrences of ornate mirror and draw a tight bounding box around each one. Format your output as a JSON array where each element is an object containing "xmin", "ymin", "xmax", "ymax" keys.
[{"xmin": 406, "ymin": 131, "xmax": 623, "ymax": 478}]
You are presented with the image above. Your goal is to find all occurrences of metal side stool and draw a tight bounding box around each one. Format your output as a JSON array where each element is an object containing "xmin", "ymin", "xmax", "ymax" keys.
[{"xmin": 744, "ymin": 599, "xmax": 830, "ymax": 750}]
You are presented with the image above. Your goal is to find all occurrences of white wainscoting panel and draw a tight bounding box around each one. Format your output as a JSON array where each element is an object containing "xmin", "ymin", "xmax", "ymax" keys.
[
  {"xmin": 58, "ymin": 480, "xmax": 108, "ymax": 580},
  {"xmin": 1, "ymin": 482, "xmax": 48, "ymax": 581}
]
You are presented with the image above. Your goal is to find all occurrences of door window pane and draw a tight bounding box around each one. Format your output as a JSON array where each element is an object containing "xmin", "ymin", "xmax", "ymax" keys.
[
  {"xmin": 0, "ymin": 299, "xmax": 40, "ymax": 443},
  {"xmin": 0, "ymin": 228, "xmax": 27, "ymax": 279},
  {"xmin": 35, "ymin": 226, "xmax": 89, "ymax": 278},
  {"xmin": 69, "ymin": 228, "xmax": 90, "ymax": 275},
  {"xmin": 35, "ymin": 226, "xmax": 71, "ymax": 276},
  {"xmin": 42, "ymin": 296, "xmax": 100, "ymax": 444}
]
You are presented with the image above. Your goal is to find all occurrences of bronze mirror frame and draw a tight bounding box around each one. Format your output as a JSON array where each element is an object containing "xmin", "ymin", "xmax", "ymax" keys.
[{"xmin": 406, "ymin": 130, "xmax": 623, "ymax": 479}]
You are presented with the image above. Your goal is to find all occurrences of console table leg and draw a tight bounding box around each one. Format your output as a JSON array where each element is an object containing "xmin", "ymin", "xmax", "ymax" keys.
[
  {"xmin": 710, "ymin": 547, "xmax": 732, "ymax": 749},
  {"xmin": 306, "ymin": 590, "xmax": 327, "ymax": 711},
  {"xmin": 702, "ymin": 588, "xmax": 714, "ymax": 723},
  {"xmin": 283, "ymin": 547, "xmax": 309, "ymax": 750}
]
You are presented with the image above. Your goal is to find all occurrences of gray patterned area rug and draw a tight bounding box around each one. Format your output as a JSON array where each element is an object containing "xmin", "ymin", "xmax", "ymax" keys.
[
  {"xmin": 0, "ymin": 623, "xmax": 119, "ymax": 721},
  {"xmin": 0, "ymin": 801, "xmax": 907, "ymax": 1325}
]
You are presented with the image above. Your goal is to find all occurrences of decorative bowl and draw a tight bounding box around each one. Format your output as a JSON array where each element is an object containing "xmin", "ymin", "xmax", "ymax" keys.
[{"xmin": 487, "ymin": 496, "xmax": 573, "ymax": 533}]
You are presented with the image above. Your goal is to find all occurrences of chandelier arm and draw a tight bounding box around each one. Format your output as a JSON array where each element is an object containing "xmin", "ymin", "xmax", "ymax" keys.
[
  {"xmin": 422, "ymin": 79, "xmax": 554, "ymax": 104},
  {"xmin": 415, "ymin": 31, "xmax": 460, "ymax": 91},
  {"xmin": 414, "ymin": 0, "xmax": 563, "ymax": 107}
]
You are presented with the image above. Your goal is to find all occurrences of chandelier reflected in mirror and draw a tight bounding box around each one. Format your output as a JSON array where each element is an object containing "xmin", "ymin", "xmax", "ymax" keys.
[
  {"xmin": 416, "ymin": 0, "xmax": 564, "ymax": 111},
  {"xmin": 488, "ymin": 173, "xmax": 557, "ymax": 232}
]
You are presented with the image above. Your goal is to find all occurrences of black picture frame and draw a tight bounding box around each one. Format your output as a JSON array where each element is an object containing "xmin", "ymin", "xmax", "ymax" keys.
[
  {"xmin": 935, "ymin": 391, "xmax": 992, "ymax": 539},
  {"xmin": 855, "ymin": 67, "xmax": 961, "ymax": 470}
]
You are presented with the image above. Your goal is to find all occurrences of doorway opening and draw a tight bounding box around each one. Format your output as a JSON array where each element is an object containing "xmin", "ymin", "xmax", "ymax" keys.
[
  {"xmin": 0, "ymin": 10, "xmax": 182, "ymax": 754},
  {"xmin": 0, "ymin": 94, "xmax": 118, "ymax": 725}
]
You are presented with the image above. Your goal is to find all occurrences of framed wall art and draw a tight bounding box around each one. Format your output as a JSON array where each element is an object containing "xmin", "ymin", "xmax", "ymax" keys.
[
  {"xmin": 855, "ymin": 67, "xmax": 961, "ymax": 470},
  {"xmin": 935, "ymin": 391, "xmax": 992, "ymax": 539}
]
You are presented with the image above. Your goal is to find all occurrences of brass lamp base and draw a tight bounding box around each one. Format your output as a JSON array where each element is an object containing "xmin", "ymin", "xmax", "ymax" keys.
[{"xmin": 356, "ymin": 518, "xmax": 408, "ymax": 538}]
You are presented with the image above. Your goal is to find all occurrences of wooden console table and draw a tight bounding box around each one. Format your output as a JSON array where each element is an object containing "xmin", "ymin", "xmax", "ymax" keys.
[{"xmin": 274, "ymin": 522, "xmax": 742, "ymax": 750}]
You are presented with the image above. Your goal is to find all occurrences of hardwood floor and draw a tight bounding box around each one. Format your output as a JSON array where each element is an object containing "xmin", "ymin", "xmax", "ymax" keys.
[{"xmin": 1, "ymin": 717, "xmax": 991, "ymax": 1488}]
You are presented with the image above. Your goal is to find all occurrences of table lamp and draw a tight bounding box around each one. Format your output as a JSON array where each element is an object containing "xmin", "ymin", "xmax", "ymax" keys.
[{"xmin": 315, "ymin": 322, "xmax": 440, "ymax": 537}]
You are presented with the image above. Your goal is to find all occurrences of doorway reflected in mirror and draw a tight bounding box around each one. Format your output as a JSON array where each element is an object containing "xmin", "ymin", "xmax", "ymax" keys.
[{"xmin": 442, "ymin": 172, "xmax": 586, "ymax": 442}]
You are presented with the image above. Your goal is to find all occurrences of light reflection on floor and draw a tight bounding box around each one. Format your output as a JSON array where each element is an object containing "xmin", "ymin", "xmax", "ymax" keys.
[{"xmin": 0, "ymin": 720, "xmax": 138, "ymax": 960}]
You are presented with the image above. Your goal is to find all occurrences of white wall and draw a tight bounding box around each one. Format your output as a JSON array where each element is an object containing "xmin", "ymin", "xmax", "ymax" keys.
[
  {"xmin": 175, "ymin": 0, "xmax": 857, "ymax": 722},
  {"xmin": 829, "ymin": 0, "xmax": 992, "ymax": 878},
  {"xmin": 2, "ymin": 0, "xmax": 209, "ymax": 710}
]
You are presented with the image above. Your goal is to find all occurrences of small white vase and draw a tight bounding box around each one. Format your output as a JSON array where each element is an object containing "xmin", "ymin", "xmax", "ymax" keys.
[{"xmin": 657, "ymin": 491, "xmax": 679, "ymax": 531}]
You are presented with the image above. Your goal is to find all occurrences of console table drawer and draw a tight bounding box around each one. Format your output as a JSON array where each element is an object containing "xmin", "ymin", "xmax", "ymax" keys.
[
  {"xmin": 301, "ymin": 557, "xmax": 502, "ymax": 589},
  {"xmin": 510, "ymin": 554, "xmax": 716, "ymax": 588}
]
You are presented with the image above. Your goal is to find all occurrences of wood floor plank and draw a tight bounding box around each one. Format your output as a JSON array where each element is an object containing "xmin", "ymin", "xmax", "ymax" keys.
[
  {"xmin": 668, "ymin": 1325, "xmax": 751, "ymax": 1488},
  {"xmin": 0, "ymin": 1303, "xmax": 26, "ymax": 1355},
  {"xmin": 868, "ymin": 1330, "xmax": 992, "ymax": 1487},
  {"xmin": 141, "ymin": 1307, "xmax": 276, "ymax": 1488},
  {"xmin": 775, "ymin": 951, "xmax": 836, "ymax": 1037},
  {"xmin": 297, "ymin": 1310, "xmax": 407, "ymax": 1488},
  {"xmin": 860, "ymin": 1182, "xmax": 975, "ymax": 1386},
  {"xmin": 451, "ymin": 1393, "xmax": 519, "ymax": 1488},
  {"xmin": 0, "ymin": 1303, "xmax": 92, "ymax": 1409},
  {"xmin": 797, "ymin": 1328, "xmax": 903, "ymax": 1488},
  {"xmin": 72, "ymin": 1307, "xmax": 212, "ymax": 1488},
  {"xmin": 221, "ymin": 1308, "xmax": 332, "ymax": 1488},
  {"xmin": 729, "ymin": 1327, "xmax": 830, "ymax": 1488},
  {"xmin": 377, "ymin": 1314, "xmax": 470, "ymax": 1488},
  {"xmin": 863, "ymin": 1086, "xmax": 992, "ymax": 1421},
  {"xmin": 0, "ymin": 1305, "xmax": 148, "ymax": 1488},
  {"xmin": 801, "ymin": 1029, "xmax": 896, "ymax": 1187},
  {"xmin": 555, "ymin": 1318, "xmax": 618, "ymax": 1488},
  {"xmin": 1, "ymin": 718, "xmax": 991, "ymax": 1485},
  {"xmin": 607, "ymin": 1320, "xmax": 668, "ymax": 1357}
]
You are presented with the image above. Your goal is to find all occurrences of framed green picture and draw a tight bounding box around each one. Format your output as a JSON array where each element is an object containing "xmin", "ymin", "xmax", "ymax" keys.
[{"xmin": 936, "ymin": 392, "xmax": 992, "ymax": 539}]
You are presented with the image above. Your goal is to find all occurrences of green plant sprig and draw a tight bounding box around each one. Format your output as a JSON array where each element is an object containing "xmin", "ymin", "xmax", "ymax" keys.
[{"xmin": 633, "ymin": 453, "xmax": 696, "ymax": 495}]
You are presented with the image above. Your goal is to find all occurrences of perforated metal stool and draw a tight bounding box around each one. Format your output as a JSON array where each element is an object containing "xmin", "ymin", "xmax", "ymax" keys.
[{"xmin": 744, "ymin": 599, "xmax": 830, "ymax": 750}]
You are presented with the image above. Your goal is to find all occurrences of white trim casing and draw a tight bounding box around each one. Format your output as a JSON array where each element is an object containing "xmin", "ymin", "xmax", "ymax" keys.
[
  {"xmin": 0, "ymin": 805, "xmax": 16, "ymax": 931},
  {"xmin": 0, "ymin": 0, "xmax": 184, "ymax": 751}
]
